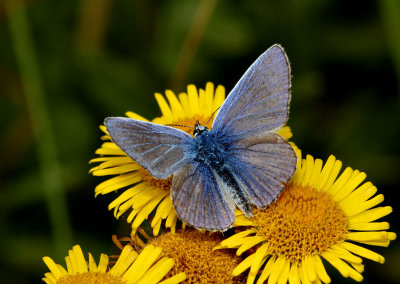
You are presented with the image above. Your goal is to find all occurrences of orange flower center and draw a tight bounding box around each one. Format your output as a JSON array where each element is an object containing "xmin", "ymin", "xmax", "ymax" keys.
[
  {"xmin": 150, "ymin": 229, "xmax": 244, "ymax": 283},
  {"xmin": 56, "ymin": 272, "xmax": 124, "ymax": 284},
  {"xmin": 253, "ymin": 182, "xmax": 349, "ymax": 263}
]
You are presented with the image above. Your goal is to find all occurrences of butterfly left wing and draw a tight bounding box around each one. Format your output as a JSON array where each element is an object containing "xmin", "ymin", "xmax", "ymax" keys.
[
  {"xmin": 226, "ymin": 132, "xmax": 297, "ymax": 207},
  {"xmin": 105, "ymin": 117, "xmax": 193, "ymax": 179},
  {"xmin": 171, "ymin": 162, "xmax": 235, "ymax": 230}
]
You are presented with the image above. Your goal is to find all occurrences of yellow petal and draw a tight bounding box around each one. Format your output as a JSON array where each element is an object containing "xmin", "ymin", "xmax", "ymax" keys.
[
  {"xmin": 178, "ymin": 93, "xmax": 191, "ymax": 117},
  {"xmin": 122, "ymin": 245, "xmax": 162, "ymax": 283},
  {"xmin": 166, "ymin": 90, "xmax": 185, "ymax": 120},
  {"xmin": 233, "ymin": 214, "xmax": 254, "ymax": 226},
  {"xmin": 219, "ymin": 228, "xmax": 257, "ymax": 248},
  {"xmin": 95, "ymin": 172, "xmax": 141, "ymax": 196},
  {"xmin": 328, "ymin": 167, "xmax": 353, "ymax": 195},
  {"xmin": 347, "ymin": 231, "xmax": 394, "ymax": 243},
  {"xmin": 92, "ymin": 164, "xmax": 136, "ymax": 176},
  {"xmin": 321, "ymin": 158, "xmax": 342, "ymax": 192},
  {"xmin": 237, "ymin": 236, "xmax": 265, "ymax": 256},
  {"xmin": 137, "ymin": 257, "xmax": 174, "ymax": 284},
  {"xmin": 155, "ymin": 93, "xmax": 174, "ymax": 122},
  {"xmin": 88, "ymin": 253, "xmax": 97, "ymax": 272},
  {"xmin": 308, "ymin": 158, "xmax": 323, "ymax": 188},
  {"xmin": 126, "ymin": 111, "xmax": 149, "ymax": 121},
  {"xmin": 288, "ymin": 263, "xmax": 300, "ymax": 284},
  {"xmin": 277, "ymin": 258, "xmax": 290, "ymax": 284},
  {"xmin": 213, "ymin": 85, "xmax": 225, "ymax": 111},
  {"xmin": 334, "ymin": 171, "xmax": 366, "ymax": 201},
  {"xmin": 328, "ymin": 245, "xmax": 362, "ymax": 264},
  {"xmin": 73, "ymin": 245, "xmax": 88, "ymax": 273},
  {"xmin": 249, "ymin": 243, "xmax": 269, "ymax": 276},
  {"xmin": 256, "ymin": 256, "xmax": 276, "ymax": 284},
  {"xmin": 321, "ymin": 251, "xmax": 349, "ymax": 278},
  {"xmin": 90, "ymin": 157, "xmax": 134, "ymax": 173},
  {"xmin": 97, "ymin": 253, "xmax": 109, "ymax": 273},
  {"xmin": 313, "ymin": 255, "xmax": 331, "ymax": 283},
  {"xmin": 109, "ymin": 245, "xmax": 137, "ymax": 276},
  {"xmin": 165, "ymin": 208, "xmax": 178, "ymax": 228},
  {"xmin": 43, "ymin": 273, "xmax": 57, "ymax": 284},
  {"xmin": 232, "ymin": 253, "xmax": 255, "ymax": 276},
  {"xmin": 42, "ymin": 257, "xmax": 62, "ymax": 279},
  {"xmin": 300, "ymin": 262, "xmax": 311, "ymax": 284},
  {"xmin": 349, "ymin": 206, "xmax": 392, "ymax": 224},
  {"xmin": 349, "ymin": 221, "xmax": 389, "ymax": 231},
  {"xmin": 267, "ymin": 256, "xmax": 286, "ymax": 284},
  {"xmin": 158, "ymin": 272, "xmax": 187, "ymax": 284},
  {"xmin": 187, "ymin": 84, "xmax": 199, "ymax": 115},
  {"xmin": 301, "ymin": 155, "xmax": 314, "ymax": 187},
  {"xmin": 303, "ymin": 255, "xmax": 317, "ymax": 282},
  {"xmin": 204, "ymin": 82, "xmax": 214, "ymax": 116}
]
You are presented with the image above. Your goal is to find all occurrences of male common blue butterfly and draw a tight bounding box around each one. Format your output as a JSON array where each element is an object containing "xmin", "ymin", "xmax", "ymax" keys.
[{"xmin": 105, "ymin": 44, "xmax": 297, "ymax": 230}]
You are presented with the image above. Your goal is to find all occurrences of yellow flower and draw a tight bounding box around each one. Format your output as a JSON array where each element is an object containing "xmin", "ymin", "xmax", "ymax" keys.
[
  {"xmin": 90, "ymin": 82, "xmax": 293, "ymax": 236},
  {"xmin": 149, "ymin": 228, "xmax": 245, "ymax": 283},
  {"xmin": 217, "ymin": 154, "xmax": 396, "ymax": 284},
  {"xmin": 42, "ymin": 244, "xmax": 186, "ymax": 284}
]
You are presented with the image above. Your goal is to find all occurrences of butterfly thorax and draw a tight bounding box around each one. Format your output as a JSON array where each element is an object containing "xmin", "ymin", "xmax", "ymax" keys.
[{"xmin": 192, "ymin": 129, "xmax": 228, "ymax": 169}]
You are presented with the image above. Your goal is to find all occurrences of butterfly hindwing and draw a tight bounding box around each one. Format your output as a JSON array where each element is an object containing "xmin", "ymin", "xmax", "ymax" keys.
[
  {"xmin": 227, "ymin": 132, "xmax": 297, "ymax": 207},
  {"xmin": 212, "ymin": 44, "xmax": 291, "ymax": 139},
  {"xmin": 105, "ymin": 117, "xmax": 193, "ymax": 179},
  {"xmin": 171, "ymin": 162, "xmax": 235, "ymax": 230}
]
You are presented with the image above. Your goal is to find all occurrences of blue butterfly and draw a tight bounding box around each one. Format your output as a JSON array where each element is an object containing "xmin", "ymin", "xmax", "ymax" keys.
[{"xmin": 105, "ymin": 44, "xmax": 297, "ymax": 230}]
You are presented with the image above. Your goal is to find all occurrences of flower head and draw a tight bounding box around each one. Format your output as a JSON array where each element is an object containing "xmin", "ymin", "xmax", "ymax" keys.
[
  {"xmin": 90, "ymin": 83, "xmax": 293, "ymax": 236},
  {"xmin": 149, "ymin": 228, "xmax": 245, "ymax": 283},
  {"xmin": 42, "ymin": 244, "xmax": 186, "ymax": 284},
  {"xmin": 218, "ymin": 154, "xmax": 396, "ymax": 283}
]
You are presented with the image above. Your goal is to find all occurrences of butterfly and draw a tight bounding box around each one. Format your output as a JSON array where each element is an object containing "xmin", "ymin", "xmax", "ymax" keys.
[{"xmin": 105, "ymin": 44, "xmax": 297, "ymax": 230}]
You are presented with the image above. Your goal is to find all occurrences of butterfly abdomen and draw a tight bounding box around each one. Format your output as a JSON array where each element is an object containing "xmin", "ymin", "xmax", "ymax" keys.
[{"xmin": 192, "ymin": 130, "xmax": 253, "ymax": 217}]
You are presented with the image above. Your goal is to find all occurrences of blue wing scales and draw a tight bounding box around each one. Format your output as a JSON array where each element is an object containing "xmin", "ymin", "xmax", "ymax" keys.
[
  {"xmin": 105, "ymin": 117, "xmax": 193, "ymax": 179},
  {"xmin": 227, "ymin": 132, "xmax": 297, "ymax": 207},
  {"xmin": 171, "ymin": 163, "xmax": 235, "ymax": 230},
  {"xmin": 212, "ymin": 44, "xmax": 291, "ymax": 140}
]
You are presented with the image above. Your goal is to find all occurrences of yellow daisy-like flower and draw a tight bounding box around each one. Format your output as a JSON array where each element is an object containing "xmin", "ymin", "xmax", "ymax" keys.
[
  {"xmin": 90, "ymin": 83, "xmax": 293, "ymax": 236},
  {"xmin": 218, "ymin": 154, "xmax": 396, "ymax": 284},
  {"xmin": 42, "ymin": 244, "xmax": 186, "ymax": 284}
]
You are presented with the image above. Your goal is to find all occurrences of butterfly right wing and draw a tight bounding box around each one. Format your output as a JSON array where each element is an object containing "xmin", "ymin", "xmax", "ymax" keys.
[
  {"xmin": 171, "ymin": 162, "xmax": 235, "ymax": 230},
  {"xmin": 227, "ymin": 132, "xmax": 297, "ymax": 207},
  {"xmin": 212, "ymin": 44, "xmax": 291, "ymax": 140}
]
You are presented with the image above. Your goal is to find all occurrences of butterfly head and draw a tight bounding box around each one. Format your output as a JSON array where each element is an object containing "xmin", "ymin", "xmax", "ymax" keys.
[{"xmin": 193, "ymin": 121, "xmax": 209, "ymax": 137}]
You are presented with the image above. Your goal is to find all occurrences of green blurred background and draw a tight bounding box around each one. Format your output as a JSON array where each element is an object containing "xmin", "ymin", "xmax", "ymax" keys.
[{"xmin": 0, "ymin": 0, "xmax": 399, "ymax": 283}]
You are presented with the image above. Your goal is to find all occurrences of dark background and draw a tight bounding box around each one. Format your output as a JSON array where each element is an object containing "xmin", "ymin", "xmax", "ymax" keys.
[{"xmin": 0, "ymin": 0, "xmax": 399, "ymax": 283}]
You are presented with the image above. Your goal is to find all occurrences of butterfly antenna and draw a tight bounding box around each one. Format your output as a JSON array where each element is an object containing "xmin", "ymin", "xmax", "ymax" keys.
[
  {"xmin": 166, "ymin": 123, "xmax": 195, "ymax": 129},
  {"xmin": 204, "ymin": 107, "xmax": 220, "ymax": 127}
]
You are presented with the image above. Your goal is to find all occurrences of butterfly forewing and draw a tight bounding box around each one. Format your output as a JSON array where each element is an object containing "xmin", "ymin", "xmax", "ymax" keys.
[
  {"xmin": 212, "ymin": 44, "xmax": 291, "ymax": 140},
  {"xmin": 105, "ymin": 117, "xmax": 193, "ymax": 179}
]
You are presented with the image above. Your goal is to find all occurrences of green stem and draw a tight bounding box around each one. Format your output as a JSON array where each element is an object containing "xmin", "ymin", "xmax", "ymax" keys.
[
  {"xmin": 169, "ymin": 0, "xmax": 218, "ymax": 90},
  {"xmin": 380, "ymin": 0, "xmax": 400, "ymax": 98},
  {"xmin": 5, "ymin": 0, "xmax": 72, "ymax": 255}
]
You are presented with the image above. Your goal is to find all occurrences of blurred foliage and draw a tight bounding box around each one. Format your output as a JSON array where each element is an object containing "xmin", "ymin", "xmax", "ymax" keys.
[{"xmin": 0, "ymin": 0, "xmax": 399, "ymax": 283}]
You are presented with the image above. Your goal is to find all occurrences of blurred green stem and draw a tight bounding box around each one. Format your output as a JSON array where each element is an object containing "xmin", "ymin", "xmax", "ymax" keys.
[
  {"xmin": 169, "ymin": 0, "xmax": 218, "ymax": 90},
  {"xmin": 5, "ymin": 0, "xmax": 72, "ymax": 255},
  {"xmin": 380, "ymin": 0, "xmax": 400, "ymax": 98},
  {"xmin": 76, "ymin": 0, "xmax": 113, "ymax": 52}
]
